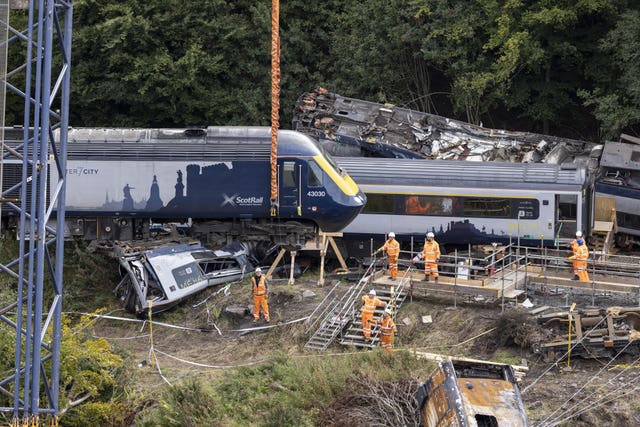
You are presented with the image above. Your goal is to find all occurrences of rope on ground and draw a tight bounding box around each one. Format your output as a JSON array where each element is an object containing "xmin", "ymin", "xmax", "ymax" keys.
[
  {"xmin": 522, "ymin": 314, "xmax": 609, "ymax": 394},
  {"xmin": 90, "ymin": 333, "xmax": 150, "ymax": 341},
  {"xmin": 192, "ymin": 282, "xmax": 234, "ymax": 308},
  {"xmin": 67, "ymin": 312, "xmax": 209, "ymax": 332},
  {"xmin": 70, "ymin": 311, "xmax": 309, "ymax": 333},
  {"xmin": 153, "ymin": 348, "xmax": 268, "ymax": 369},
  {"xmin": 402, "ymin": 327, "xmax": 497, "ymax": 352},
  {"xmin": 228, "ymin": 315, "xmax": 310, "ymax": 332},
  {"xmin": 148, "ymin": 300, "xmax": 172, "ymax": 387}
]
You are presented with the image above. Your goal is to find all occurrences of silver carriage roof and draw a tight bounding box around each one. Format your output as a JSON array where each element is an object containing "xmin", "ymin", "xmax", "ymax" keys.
[
  {"xmin": 57, "ymin": 126, "xmax": 322, "ymax": 160},
  {"xmin": 600, "ymin": 141, "xmax": 640, "ymax": 171},
  {"xmin": 336, "ymin": 157, "xmax": 587, "ymax": 191}
]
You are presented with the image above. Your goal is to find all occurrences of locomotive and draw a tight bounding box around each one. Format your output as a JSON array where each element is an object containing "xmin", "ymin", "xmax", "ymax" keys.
[{"xmin": 1, "ymin": 126, "xmax": 366, "ymax": 246}]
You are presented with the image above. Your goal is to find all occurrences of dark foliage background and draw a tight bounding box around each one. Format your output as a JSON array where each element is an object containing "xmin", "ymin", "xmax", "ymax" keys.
[{"xmin": 9, "ymin": 0, "xmax": 640, "ymax": 141}]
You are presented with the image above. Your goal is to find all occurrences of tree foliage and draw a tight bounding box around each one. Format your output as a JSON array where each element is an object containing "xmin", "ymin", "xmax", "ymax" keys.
[
  {"xmin": 0, "ymin": 313, "xmax": 126, "ymax": 427},
  {"xmin": 45, "ymin": 1, "xmax": 640, "ymax": 139}
]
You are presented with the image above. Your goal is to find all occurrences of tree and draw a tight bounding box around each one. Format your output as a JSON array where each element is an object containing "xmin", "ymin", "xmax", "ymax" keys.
[
  {"xmin": 0, "ymin": 313, "xmax": 126, "ymax": 426},
  {"xmin": 580, "ymin": 5, "xmax": 640, "ymax": 139},
  {"xmin": 328, "ymin": 0, "xmax": 440, "ymax": 113}
]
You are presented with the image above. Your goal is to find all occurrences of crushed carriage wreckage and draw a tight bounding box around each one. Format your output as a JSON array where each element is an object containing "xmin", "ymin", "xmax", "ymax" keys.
[
  {"xmin": 293, "ymin": 87, "xmax": 601, "ymax": 170},
  {"xmin": 113, "ymin": 240, "xmax": 255, "ymax": 315},
  {"xmin": 293, "ymin": 87, "xmax": 640, "ymax": 247}
]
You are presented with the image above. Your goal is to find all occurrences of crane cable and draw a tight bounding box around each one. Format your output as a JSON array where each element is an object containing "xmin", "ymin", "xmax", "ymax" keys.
[{"xmin": 269, "ymin": 0, "xmax": 280, "ymax": 216}]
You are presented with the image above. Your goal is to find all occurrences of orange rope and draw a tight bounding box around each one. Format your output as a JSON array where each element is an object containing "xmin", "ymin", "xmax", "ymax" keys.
[{"xmin": 270, "ymin": 0, "xmax": 280, "ymax": 216}]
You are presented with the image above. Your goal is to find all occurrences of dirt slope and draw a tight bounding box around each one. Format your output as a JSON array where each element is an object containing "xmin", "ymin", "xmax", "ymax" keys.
[{"xmin": 88, "ymin": 275, "xmax": 639, "ymax": 426}]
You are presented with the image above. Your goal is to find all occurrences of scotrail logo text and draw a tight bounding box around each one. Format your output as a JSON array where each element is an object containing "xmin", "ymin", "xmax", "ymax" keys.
[{"xmin": 221, "ymin": 193, "xmax": 264, "ymax": 207}]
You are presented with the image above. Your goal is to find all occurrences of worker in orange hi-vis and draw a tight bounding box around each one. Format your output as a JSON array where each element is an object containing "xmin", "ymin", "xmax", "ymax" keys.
[
  {"xmin": 422, "ymin": 232, "xmax": 441, "ymax": 284},
  {"xmin": 361, "ymin": 289, "xmax": 387, "ymax": 341},
  {"xmin": 568, "ymin": 238, "xmax": 590, "ymax": 282},
  {"xmin": 405, "ymin": 195, "xmax": 429, "ymax": 214},
  {"xmin": 569, "ymin": 231, "xmax": 583, "ymax": 280},
  {"xmin": 373, "ymin": 308, "xmax": 397, "ymax": 353},
  {"xmin": 252, "ymin": 267, "xmax": 270, "ymax": 322},
  {"xmin": 374, "ymin": 232, "xmax": 401, "ymax": 279}
]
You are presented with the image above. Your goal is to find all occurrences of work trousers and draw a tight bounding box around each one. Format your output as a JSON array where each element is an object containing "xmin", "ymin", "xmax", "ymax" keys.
[
  {"xmin": 253, "ymin": 295, "xmax": 270, "ymax": 321},
  {"xmin": 388, "ymin": 255, "xmax": 398, "ymax": 279},
  {"xmin": 424, "ymin": 261, "xmax": 439, "ymax": 278},
  {"xmin": 362, "ymin": 313, "xmax": 374, "ymax": 339}
]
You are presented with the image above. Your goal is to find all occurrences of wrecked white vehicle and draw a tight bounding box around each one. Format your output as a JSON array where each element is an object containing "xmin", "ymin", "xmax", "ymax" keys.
[{"xmin": 115, "ymin": 241, "xmax": 253, "ymax": 315}]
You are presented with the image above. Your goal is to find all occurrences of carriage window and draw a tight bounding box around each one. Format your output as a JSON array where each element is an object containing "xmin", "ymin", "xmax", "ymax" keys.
[
  {"xmin": 462, "ymin": 198, "xmax": 512, "ymax": 218},
  {"xmin": 307, "ymin": 161, "xmax": 323, "ymax": 187},
  {"xmin": 172, "ymin": 262, "xmax": 206, "ymax": 289},
  {"xmin": 363, "ymin": 193, "xmax": 394, "ymax": 213},
  {"xmin": 283, "ymin": 161, "xmax": 296, "ymax": 188},
  {"xmin": 403, "ymin": 196, "xmax": 453, "ymax": 215}
]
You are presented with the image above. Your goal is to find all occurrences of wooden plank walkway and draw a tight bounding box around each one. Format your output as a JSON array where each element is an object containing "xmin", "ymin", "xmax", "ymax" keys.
[{"xmin": 388, "ymin": 270, "xmax": 525, "ymax": 299}]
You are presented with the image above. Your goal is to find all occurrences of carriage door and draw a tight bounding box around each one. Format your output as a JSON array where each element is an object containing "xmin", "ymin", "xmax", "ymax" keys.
[
  {"xmin": 556, "ymin": 194, "xmax": 579, "ymax": 238},
  {"xmin": 280, "ymin": 160, "xmax": 300, "ymax": 217}
]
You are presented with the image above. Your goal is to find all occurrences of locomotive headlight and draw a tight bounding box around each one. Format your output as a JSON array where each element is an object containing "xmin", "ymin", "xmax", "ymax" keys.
[{"xmin": 354, "ymin": 195, "xmax": 364, "ymax": 204}]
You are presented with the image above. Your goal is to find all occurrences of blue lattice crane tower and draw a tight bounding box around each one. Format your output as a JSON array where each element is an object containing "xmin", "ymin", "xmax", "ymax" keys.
[{"xmin": 0, "ymin": 0, "xmax": 72, "ymax": 425}]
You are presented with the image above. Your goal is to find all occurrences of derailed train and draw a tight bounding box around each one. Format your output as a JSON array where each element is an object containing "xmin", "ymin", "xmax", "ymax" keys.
[
  {"xmin": 1, "ymin": 126, "xmax": 366, "ymax": 246},
  {"xmin": 294, "ymin": 88, "xmax": 640, "ymax": 251},
  {"xmin": 335, "ymin": 157, "xmax": 591, "ymax": 257}
]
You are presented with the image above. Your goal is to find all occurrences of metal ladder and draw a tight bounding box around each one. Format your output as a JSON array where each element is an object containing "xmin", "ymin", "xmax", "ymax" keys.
[
  {"xmin": 339, "ymin": 266, "xmax": 413, "ymax": 348},
  {"xmin": 304, "ymin": 263, "xmax": 376, "ymax": 351}
]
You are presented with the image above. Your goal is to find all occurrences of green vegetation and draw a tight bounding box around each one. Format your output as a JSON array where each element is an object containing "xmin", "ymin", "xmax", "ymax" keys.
[
  {"xmin": 0, "ymin": 241, "xmax": 125, "ymax": 427},
  {"xmin": 0, "ymin": 313, "xmax": 128, "ymax": 427},
  {"xmin": 137, "ymin": 350, "xmax": 435, "ymax": 426},
  {"xmin": 7, "ymin": 1, "xmax": 637, "ymax": 139}
]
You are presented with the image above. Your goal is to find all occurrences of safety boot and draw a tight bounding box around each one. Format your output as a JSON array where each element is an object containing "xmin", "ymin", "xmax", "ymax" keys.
[
  {"xmin": 423, "ymin": 275, "xmax": 429, "ymax": 282},
  {"xmin": 434, "ymin": 277, "xmax": 439, "ymax": 285}
]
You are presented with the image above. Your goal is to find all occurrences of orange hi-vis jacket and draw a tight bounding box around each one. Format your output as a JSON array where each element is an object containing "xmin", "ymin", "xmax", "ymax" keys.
[
  {"xmin": 422, "ymin": 240, "xmax": 440, "ymax": 262},
  {"xmin": 378, "ymin": 316, "xmax": 397, "ymax": 338},
  {"xmin": 382, "ymin": 238, "xmax": 400, "ymax": 257},
  {"xmin": 570, "ymin": 239, "xmax": 579, "ymax": 253},
  {"xmin": 362, "ymin": 295, "xmax": 385, "ymax": 315},
  {"xmin": 252, "ymin": 276, "xmax": 268, "ymax": 296},
  {"xmin": 570, "ymin": 244, "xmax": 589, "ymax": 263}
]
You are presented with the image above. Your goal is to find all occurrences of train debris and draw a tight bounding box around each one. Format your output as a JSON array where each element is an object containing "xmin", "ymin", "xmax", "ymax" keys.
[
  {"xmin": 294, "ymin": 87, "xmax": 600, "ymax": 170},
  {"xmin": 416, "ymin": 358, "xmax": 529, "ymax": 427},
  {"xmin": 114, "ymin": 241, "xmax": 254, "ymax": 315},
  {"xmin": 535, "ymin": 306, "xmax": 640, "ymax": 361}
]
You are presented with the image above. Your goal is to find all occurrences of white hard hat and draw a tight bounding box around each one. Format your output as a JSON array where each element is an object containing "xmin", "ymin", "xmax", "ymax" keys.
[
  {"xmin": 427, "ymin": 232, "xmax": 434, "ymax": 238},
  {"xmin": 575, "ymin": 231, "xmax": 582, "ymax": 237},
  {"xmin": 255, "ymin": 267, "xmax": 262, "ymax": 274},
  {"xmin": 388, "ymin": 232, "xmax": 395, "ymax": 238},
  {"xmin": 384, "ymin": 308, "xmax": 392, "ymax": 316},
  {"xmin": 369, "ymin": 289, "xmax": 376, "ymax": 296}
]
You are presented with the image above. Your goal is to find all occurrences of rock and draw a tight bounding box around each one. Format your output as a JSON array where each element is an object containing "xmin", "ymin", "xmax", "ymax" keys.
[
  {"xmin": 302, "ymin": 290, "xmax": 316, "ymax": 299},
  {"xmin": 422, "ymin": 315, "xmax": 433, "ymax": 324},
  {"xmin": 225, "ymin": 305, "xmax": 249, "ymax": 318},
  {"xmin": 529, "ymin": 401, "xmax": 543, "ymax": 410}
]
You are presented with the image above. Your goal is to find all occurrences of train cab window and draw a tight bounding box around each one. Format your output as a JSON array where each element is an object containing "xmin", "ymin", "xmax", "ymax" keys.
[
  {"xmin": 363, "ymin": 193, "xmax": 394, "ymax": 213},
  {"xmin": 462, "ymin": 198, "xmax": 511, "ymax": 218},
  {"xmin": 307, "ymin": 161, "xmax": 323, "ymax": 187},
  {"xmin": 282, "ymin": 161, "xmax": 296, "ymax": 188}
]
